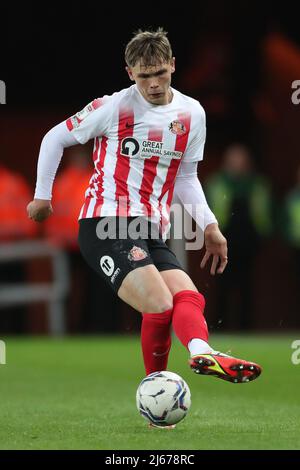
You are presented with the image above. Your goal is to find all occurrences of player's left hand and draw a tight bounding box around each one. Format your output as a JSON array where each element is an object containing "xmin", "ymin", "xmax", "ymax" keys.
[{"xmin": 200, "ymin": 223, "xmax": 228, "ymax": 275}]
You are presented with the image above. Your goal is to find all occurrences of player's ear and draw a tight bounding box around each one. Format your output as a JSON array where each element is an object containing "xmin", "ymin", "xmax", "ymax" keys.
[
  {"xmin": 170, "ymin": 57, "xmax": 175, "ymax": 73},
  {"xmin": 126, "ymin": 66, "xmax": 134, "ymax": 81}
]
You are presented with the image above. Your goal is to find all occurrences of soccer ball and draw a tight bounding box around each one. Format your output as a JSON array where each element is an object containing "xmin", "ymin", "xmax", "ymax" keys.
[{"xmin": 136, "ymin": 371, "xmax": 191, "ymax": 427}]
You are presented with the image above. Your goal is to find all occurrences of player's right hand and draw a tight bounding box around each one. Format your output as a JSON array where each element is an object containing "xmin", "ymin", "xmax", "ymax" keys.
[{"xmin": 27, "ymin": 199, "xmax": 53, "ymax": 222}]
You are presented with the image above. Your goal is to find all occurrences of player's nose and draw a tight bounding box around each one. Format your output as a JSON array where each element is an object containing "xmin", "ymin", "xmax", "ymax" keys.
[{"xmin": 149, "ymin": 80, "xmax": 159, "ymax": 89}]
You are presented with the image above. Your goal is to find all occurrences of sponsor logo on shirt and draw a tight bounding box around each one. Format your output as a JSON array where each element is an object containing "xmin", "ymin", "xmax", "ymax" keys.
[
  {"xmin": 120, "ymin": 137, "xmax": 182, "ymax": 160},
  {"xmin": 121, "ymin": 137, "xmax": 140, "ymax": 157}
]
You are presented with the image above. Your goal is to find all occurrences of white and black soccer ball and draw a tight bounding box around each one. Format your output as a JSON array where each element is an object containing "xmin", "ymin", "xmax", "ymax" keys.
[{"xmin": 136, "ymin": 371, "xmax": 191, "ymax": 427}]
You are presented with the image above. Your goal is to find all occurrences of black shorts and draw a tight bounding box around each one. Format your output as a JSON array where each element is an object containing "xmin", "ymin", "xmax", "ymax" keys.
[{"xmin": 78, "ymin": 216, "xmax": 185, "ymax": 293}]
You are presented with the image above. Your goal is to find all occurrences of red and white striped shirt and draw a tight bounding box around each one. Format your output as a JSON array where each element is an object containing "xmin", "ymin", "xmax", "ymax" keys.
[{"xmin": 66, "ymin": 85, "xmax": 206, "ymax": 228}]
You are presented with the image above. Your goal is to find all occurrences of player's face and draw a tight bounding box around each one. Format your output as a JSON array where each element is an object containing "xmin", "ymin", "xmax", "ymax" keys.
[{"xmin": 126, "ymin": 59, "xmax": 175, "ymax": 105}]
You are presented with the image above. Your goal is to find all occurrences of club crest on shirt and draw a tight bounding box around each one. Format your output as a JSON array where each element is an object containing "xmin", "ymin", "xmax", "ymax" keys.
[
  {"xmin": 128, "ymin": 246, "xmax": 148, "ymax": 262},
  {"xmin": 169, "ymin": 120, "xmax": 187, "ymax": 135}
]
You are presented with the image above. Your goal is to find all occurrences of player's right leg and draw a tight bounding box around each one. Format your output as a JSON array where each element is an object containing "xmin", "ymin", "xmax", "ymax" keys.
[
  {"xmin": 117, "ymin": 264, "xmax": 173, "ymax": 313},
  {"xmin": 118, "ymin": 265, "xmax": 175, "ymax": 376},
  {"xmin": 78, "ymin": 216, "xmax": 174, "ymax": 375}
]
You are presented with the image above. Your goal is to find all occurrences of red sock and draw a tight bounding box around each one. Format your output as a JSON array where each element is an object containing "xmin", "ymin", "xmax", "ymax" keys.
[
  {"xmin": 172, "ymin": 290, "xmax": 208, "ymax": 349},
  {"xmin": 141, "ymin": 309, "xmax": 173, "ymax": 375}
]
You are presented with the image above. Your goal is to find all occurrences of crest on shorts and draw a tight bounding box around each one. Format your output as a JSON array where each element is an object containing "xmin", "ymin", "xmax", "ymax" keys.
[
  {"xmin": 128, "ymin": 246, "xmax": 148, "ymax": 262},
  {"xmin": 169, "ymin": 120, "xmax": 187, "ymax": 135}
]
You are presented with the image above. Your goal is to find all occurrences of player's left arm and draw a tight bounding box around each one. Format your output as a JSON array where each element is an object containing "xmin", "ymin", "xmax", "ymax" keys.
[{"xmin": 174, "ymin": 161, "xmax": 228, "ymax": 275}]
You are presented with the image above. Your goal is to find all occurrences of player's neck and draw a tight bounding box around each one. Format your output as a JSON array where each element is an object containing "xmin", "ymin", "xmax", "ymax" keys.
[{"xmin": 167, "ymin": 88, "xmax": 173, "ymax": 104}]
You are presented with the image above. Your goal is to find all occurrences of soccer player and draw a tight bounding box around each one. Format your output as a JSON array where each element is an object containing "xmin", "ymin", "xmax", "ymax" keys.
[{"xmin": 27, "ymin": 28, "xmax": 261, "ymax": 387}]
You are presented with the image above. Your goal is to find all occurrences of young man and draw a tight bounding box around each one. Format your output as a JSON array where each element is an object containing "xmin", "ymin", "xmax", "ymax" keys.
[{"xmin": 27, "ymin": 28, "xmax": 261, "ymax": 386}]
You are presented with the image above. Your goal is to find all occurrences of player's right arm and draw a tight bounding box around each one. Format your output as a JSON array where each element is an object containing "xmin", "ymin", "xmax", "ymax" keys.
[
  {"xmin": 28, "ymin": 96, "xmax": 114, "ymax": 222},
  {"xmin": 27, "ymin": 121, "xmax": 79, "ymax": 222}
]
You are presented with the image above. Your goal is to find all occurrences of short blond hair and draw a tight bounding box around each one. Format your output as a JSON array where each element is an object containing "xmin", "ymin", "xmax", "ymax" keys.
[{"xmin": 125, "ymin": 28, "xmax": 172, "ymax": 67}]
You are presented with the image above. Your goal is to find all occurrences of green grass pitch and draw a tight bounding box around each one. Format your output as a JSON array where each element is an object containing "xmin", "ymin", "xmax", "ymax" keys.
[{"xmin": 0, "ymin": 334, "xmax": 299, "ymax": 450}]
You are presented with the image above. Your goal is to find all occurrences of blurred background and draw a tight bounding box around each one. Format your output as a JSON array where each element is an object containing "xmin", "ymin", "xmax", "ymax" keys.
[{"xmin": 1, "ymin": 1, "xmax": 299, "ymax": 336}]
